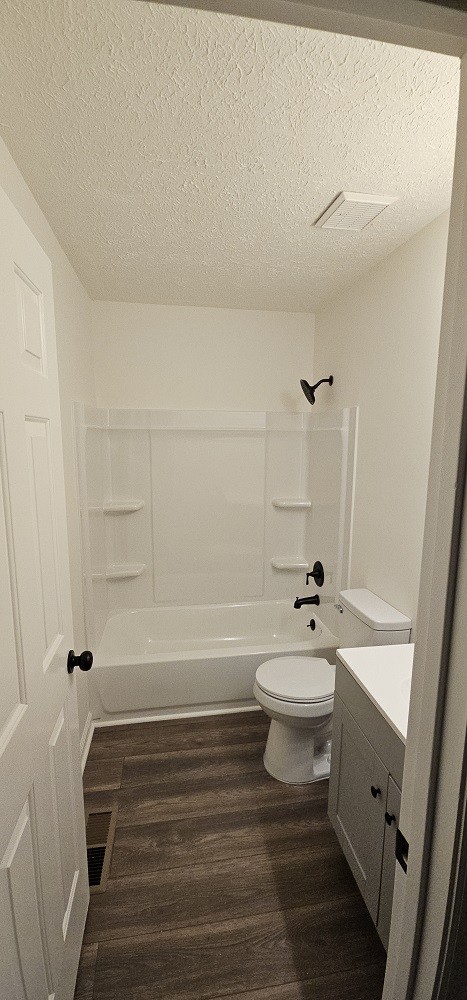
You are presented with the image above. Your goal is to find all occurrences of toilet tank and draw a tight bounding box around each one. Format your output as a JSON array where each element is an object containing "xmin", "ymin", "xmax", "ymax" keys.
[{"xmin": 338, "ymin": 589, "xmax": 411, "ymax": 646}]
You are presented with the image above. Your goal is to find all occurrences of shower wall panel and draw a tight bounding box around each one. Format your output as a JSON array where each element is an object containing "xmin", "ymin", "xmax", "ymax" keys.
[
  {"xmin": 74, "ymin": 407, "xmax": 110, "ymax": 648},
  {"xmin": 75, "ymin": 406, "xmax": 357, "ymax": 645},
  {"xmin": 107, "ymin": 426, "xmax": 153, "ymax": 610},
  {"xmin": 263, "ymin": 413, "xmax": 310, "ymax": 600},
  {"xmin": 151, "ymin": 430, "xmax": 265, "ymax": 605}
]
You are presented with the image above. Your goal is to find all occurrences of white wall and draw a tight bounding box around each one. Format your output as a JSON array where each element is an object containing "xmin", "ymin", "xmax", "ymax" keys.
[
  {"xmin": 91, "ymin": 302, "xmax": 314, "ymax": 412},
  {"xmin": 0, "ymin": 136, "xmax": 95, "ymax": 743},
  {"xmin": 314, "ymin": 212, "xmax": 449, "ymax": 627}
]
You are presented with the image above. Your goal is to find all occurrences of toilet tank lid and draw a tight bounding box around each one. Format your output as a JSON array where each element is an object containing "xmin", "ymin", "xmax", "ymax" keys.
[{"xmin": 339, "ymin": 589, "xmax": 412, "ymax": 631}]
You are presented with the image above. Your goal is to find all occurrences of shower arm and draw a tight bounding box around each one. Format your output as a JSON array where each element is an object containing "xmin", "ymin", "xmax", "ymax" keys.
[{"xmin": 311, "ymin": 378, "xmax": 332, "ymax": 392}]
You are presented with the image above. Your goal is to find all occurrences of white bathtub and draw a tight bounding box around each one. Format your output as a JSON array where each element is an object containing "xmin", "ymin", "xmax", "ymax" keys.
[{"xmin": 90, "ymin": 600, "xmax": 339, "ymax": 721}]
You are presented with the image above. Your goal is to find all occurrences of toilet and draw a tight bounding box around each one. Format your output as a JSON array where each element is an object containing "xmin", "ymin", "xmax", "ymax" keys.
[{"xmin": 253, "ymin": 588, "xmax": 411, "ymax": 784}]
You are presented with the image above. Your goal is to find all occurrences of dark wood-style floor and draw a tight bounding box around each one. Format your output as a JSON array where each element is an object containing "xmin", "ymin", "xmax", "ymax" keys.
[{"xmin": 75, "ymin": 710, "xmax": 386, "ymax": 1000}]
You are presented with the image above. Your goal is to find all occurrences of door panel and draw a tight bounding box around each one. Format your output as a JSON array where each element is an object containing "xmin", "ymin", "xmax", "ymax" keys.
[
  {"xmin": 49, "ymin": 707, "xmax": 80, "ymax": 929},
  {"xmin": 0, "ymin": 185, "xmax": 88, "ymax": 998},
  {"xmin": 329, "ymin": 694, "xmax": 388, "ymax": 922},
  {"xmin": 0, "ymin": 412, "xmax": 25, "ymax": 736},
  {"xmin": 0, "ymin": 800, "xmax": 51, "ymax": 1000},
  {"xmin": 378, "ymin": 776, "xmax": 402, "ymax": 950},
  {"xmin": 25, "ymin": 416, "xmax": 62, "ymax": 656},
  {"xmin": 14, "ymin": 263, "xmax": 46, "ymax": 376}
]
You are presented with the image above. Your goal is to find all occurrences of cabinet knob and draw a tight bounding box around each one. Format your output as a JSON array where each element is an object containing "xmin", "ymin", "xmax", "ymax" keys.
[
  {"xmin": 385, "ymin": 812, "xmax": 396, "ymax": 826},
  {"xmin": 370, "ymin": 785, "xmax": 381, "ymax": 799}
]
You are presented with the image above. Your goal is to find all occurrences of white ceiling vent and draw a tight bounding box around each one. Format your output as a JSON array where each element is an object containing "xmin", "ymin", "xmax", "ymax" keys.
[{"xmin": 314, "ymin": 191, "xmax": 398, "ymax": 231}]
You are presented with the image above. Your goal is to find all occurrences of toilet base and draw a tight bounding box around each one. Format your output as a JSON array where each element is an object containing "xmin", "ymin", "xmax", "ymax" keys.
[{"xmin": 263, "ymin": 718, "xmax": 331, "ymax": 784}]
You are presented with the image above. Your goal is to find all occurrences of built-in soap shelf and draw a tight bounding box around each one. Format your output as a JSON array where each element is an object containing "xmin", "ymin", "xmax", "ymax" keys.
[
  {"xmin": 88, "ymin": 499, "xmax": 144, "ymax": 514},
  {"xmin": 271, "ymin": 559, "xmax": 309, "ymax": 571},
  {"xmin": 92, "ymin": 562, "xmax": 146, "ymax": 581},
  {"xmin": 272, "ymin": 498, "xmax": 312, "ymax": 509}
]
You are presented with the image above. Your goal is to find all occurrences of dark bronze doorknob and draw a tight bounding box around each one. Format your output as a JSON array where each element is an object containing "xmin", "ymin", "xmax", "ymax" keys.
[{"xmin": 67, "ymin": 650, "xmax": 93, "ymax": 674}]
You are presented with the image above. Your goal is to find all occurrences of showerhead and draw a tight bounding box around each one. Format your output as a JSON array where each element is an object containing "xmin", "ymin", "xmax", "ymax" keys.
[
  {"xmin": 300, "ymin": 376, "xmax": 334, "ymax": 405},
  {"xmin": 300, "ymin": 379, "xmax": 316, "ymax": 405}
]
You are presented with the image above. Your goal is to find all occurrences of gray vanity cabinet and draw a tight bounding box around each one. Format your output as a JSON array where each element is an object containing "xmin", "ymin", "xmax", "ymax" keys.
[
  {"xmin": 328, "ymin": 694, "xmax": 388, "ymax": 923},
  {"xmin": 377, "ymin": 776, "xmax": 402, "ymax": 949},
  {"xmin": 328, "ymin": 658, "xmax": 405, "ymax": 948}
]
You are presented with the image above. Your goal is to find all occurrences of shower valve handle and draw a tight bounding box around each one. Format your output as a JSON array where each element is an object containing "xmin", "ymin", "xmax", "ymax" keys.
[{"xmin": 306, "ymin": 561, "xmax": 324, "ymax": 588}]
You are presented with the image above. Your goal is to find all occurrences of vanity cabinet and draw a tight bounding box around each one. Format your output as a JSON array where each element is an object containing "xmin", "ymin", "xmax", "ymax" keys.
[
  {"xmin": 378, "ymin": 776, "xmax": 402, "ymax": 949},
  {"xmin": 328, "ymin": 658, "xmax": 405, "ymax": 949}
]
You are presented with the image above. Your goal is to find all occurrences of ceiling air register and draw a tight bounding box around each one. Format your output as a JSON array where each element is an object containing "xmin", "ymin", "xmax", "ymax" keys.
[{"xmin": 314, "ymin": 191, "xmax": 398, "ymax": 231}]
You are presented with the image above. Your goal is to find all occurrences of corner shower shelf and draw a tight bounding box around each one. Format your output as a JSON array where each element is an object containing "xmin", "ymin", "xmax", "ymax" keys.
[
  {"xmin": 106, "ymin": 563, "xmax": 146, "ymax": 580},
  {"xmin": 104, "ymin": 500, "xmax": 144, "ymax": 514},
  {"xmin": 92, "ymin": 563, "xmax": 146, "ymax": 581},
  {"xmin": 271, "ymin": 559, "xmax": 310, "ymax": 571},
  {"xmin": 272, "ymin": 498, "xmax": 312, "ymax": 509},
  {"xmin": 88, "ymin": 500, "xmax": 144, "ymax": 515}
]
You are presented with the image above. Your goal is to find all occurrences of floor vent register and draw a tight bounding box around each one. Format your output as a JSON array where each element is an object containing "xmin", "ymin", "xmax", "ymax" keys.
[{"xmin": 85, "ymin": 807, "xmax": 117, "ymax": 892}]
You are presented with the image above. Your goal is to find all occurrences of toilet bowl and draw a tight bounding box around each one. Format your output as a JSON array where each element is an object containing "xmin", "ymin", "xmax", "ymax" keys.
[
  {"xmin": 254, "ymin": 589, "xmax": 412, "ymax": 784},
  {"xmin": 253, "ymin": 656, "xmax": 335, "ymax": 784}
]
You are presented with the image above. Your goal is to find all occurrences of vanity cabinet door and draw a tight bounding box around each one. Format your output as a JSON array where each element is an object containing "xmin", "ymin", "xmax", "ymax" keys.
[
  {"xmin": 377, "ymin": 776, "xmax": 402, "ymax": 950},
  {"xmin": 329, "ymin": 694, "xmax": 388, "ymax": 923}
]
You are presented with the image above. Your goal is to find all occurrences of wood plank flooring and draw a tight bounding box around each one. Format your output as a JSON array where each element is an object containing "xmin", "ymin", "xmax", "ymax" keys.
[{"xmin": 75, "ymin": 710, "xmax": 386, "ymax": 1000}]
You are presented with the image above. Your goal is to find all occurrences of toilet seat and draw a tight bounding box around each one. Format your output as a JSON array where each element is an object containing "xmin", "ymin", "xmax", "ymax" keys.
[{"xmin": 255, "ymin": 656, "xmax": 335, "ymax": 704}]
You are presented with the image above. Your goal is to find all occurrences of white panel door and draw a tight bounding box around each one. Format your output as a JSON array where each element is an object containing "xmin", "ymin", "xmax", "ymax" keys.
[{"xmin": 0, "ymin": 186, "xmax": 88, "ymax": 1000}]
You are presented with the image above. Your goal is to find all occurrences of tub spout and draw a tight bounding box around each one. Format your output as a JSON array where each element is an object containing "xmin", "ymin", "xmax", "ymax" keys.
[{"xmin": 294, "ymin": 595, "xmax": 320, "ymax": 609}]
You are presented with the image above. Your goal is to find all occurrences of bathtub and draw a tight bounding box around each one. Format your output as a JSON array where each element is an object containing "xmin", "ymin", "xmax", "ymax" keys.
[{"xmin": 90, "ymin": 600, "xmax": 339, "ymax": 722}]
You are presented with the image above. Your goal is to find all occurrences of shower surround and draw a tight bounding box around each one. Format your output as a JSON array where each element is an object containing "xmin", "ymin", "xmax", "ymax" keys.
[{"xmin": 75, "ymin": 406, "xmax": 357, "ymax": 720}]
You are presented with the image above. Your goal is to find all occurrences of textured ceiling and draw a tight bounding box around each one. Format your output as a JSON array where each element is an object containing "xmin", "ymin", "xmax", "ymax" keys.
[{"xmin": 0, "ymin": 2, "xmax": 459, "ymax": 311}]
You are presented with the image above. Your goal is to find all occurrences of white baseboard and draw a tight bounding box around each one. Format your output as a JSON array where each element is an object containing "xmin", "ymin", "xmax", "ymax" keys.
[
  {"xmin": 80, "ymin": 712, "xmax": 94, "ymax": 772},
  {"xmin": 93, "ymin": 703, "xmax": 261, "ymax": 729}
]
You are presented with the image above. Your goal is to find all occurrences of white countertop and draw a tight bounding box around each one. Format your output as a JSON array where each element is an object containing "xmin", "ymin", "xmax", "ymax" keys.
[{"xmin": 336, "ymin": 643, "xmax": 415, "ymax": 744}]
